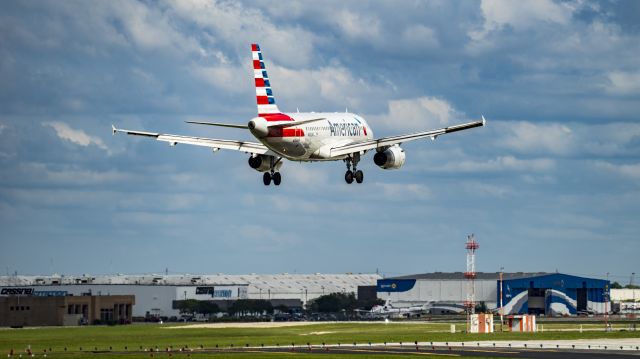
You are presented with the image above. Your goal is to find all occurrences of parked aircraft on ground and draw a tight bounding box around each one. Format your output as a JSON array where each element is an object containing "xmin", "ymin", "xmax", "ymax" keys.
[
  {"xmin": 360, "ymin": 300, "xmax": 431, "ymax": 319},
  {"xmin": 113, "ymin": 44, "xmax": 485, "ymax": 185}
]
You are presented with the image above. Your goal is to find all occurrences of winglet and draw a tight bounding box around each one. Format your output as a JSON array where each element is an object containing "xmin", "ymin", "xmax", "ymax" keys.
[
  {"xmin": 481, "ymin": 115, "xmax": 486, "ymax": 126},
  {"xmin": 112, "ymin": 124, "xmax": 117, "ymax": 135}
]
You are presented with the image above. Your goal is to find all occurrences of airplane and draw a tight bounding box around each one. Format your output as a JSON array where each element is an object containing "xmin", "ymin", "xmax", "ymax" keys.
[
  {"xmin": 359, "ymin": 299, "xmax": 431, "ymax": 319},
  {"xmin": 113, "ymin": 44, "xmax": 485, "ymax": 185}
]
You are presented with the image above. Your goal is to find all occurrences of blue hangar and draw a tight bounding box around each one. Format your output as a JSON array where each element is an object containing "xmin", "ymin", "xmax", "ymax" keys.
[
  {"xmin": 377, "ymin": 272, "xmax": 609, "ymax": 316},
  {"xmin": 500, "ymin": 273, "xmax": 609, "ymax": 316}
]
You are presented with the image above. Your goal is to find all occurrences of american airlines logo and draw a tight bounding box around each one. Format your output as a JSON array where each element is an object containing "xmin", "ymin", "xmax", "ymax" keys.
[{"xmin": 329, "ymin": 121, "xmax": 363, "ymax": 137}]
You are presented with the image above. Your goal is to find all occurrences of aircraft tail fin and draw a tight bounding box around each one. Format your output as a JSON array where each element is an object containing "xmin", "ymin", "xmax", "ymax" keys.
[{"xmin": 251, "ymin": 43, "xmax": 281, "ymax": 116}]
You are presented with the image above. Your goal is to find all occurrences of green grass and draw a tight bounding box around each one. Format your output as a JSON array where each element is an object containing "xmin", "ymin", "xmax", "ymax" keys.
[
  {"xmin": 0, "ymin": 322, "xmax": 638, "ymax": 357},
  {"xmin": 0, "ymin": 352, "xmax": 505, "ymax": 359}
]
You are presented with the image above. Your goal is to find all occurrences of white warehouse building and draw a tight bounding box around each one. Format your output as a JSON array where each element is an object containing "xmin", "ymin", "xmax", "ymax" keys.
[{"xmin": 0, "ymin": 273, "xmax": 380, "ymax": 318}]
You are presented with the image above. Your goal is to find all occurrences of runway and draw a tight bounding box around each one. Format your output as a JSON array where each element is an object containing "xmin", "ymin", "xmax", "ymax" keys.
[
  {"xmin": 236, "ymin": 345, "xmax": 640, "ymax": 358},
  {"xmin": 228, "ymin": 338, "xmax": 640, "ymax": 358}
]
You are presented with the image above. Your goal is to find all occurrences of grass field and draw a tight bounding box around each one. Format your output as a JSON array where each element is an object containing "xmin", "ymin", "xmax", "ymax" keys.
[{"xmin": 1, "ymin": 322, "xmax": 639, "ymax": 358}]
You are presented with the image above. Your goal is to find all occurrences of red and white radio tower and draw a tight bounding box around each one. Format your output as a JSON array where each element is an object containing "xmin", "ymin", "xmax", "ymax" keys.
[{"xmin": 464, "ymin": 234, "xmax": 479, "ymax": 314}]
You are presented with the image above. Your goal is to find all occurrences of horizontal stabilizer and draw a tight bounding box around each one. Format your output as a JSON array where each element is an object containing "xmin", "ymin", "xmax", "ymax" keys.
[
  {"xmin": 185, "ymin": 121, "xmax": 249, "ymax": 129},
  {"xmin": 267, "ymin": 117, "xmax": 325, "ymax": 128}
]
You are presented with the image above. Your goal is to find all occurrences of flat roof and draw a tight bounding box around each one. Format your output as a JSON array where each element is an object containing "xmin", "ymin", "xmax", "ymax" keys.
[
  {"xmin": 0, "ymin": 273, "xmax": 381, "ymax": 295},
  {"xmin": 388, "ymin": 272, "xmax": 550, "ymax": 281}
]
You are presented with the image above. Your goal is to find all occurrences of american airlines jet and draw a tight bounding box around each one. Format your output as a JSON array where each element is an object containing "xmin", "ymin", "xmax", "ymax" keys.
[{"xmin": 113, "ymin": 44, "xmax": 485, "ymax": 185}]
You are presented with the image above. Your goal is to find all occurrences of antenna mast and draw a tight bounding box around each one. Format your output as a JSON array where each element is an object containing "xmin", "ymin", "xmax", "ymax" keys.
[{"xmin": 464, "ymin": 234, "xmax": 479, "ymax": 314}]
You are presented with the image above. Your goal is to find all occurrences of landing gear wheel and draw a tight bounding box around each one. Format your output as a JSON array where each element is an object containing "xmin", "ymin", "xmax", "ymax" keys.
[
  {"xmin": 345, "ymin": 170, "xmax": 354, "ymax": 184},
  {"xmin": 272, "ymin": 172, "xmax": 282, "ymax": 186},
  {"xmin": 355, "ymin": 170, "xmax": 364, "ymax": 183},
  {"xmin": 263, "ymin": 172, "xmax": 272, "ymax": 186}
]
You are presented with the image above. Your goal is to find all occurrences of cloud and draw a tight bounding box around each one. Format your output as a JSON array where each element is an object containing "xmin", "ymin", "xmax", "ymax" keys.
[
  {"xmin": 190, "ymin": 64, "xmax": 251, "ymax": 94},
  {"xmin": 436, "ymin": 156, "xmax": 555, "ymax": 173},
  {"xmin": 462, "ymin": 182, "xmax": 514, "ymax": 198},
  {"xmin": 166, "ymin": 0, "xmax": 316, "ymax": 67},
  {"xmin": 401, "ymin": 25, "xmax": 439, "ymax": 50},
  {"xmin": 42, "ymin": 121, "xmax": 108, "ymax": 152},
  {"xmin": 470, "ymin": 0, "xmax": 575, "ymax": 41},
  {"xmin": 496, "ymin": 121, "xmax": 573, "ymax": 155},
  {"xmin": 232, "ymin": 224, "xmax": 300, "ymax": 251},
  {"xmin": 374, "ymin": 182, "xmax": 431, "ymax": 201},
  {"xmin": 333, "ymin": 10, "xmax": 381, "ymax": 42},
  {"xmin": 369, "ymin": 96, "xmax": 462, "ymax": 132},
  {"xmin": 268, "ymin": 64, "xmax": 379, "ymax": 110},
  {"xmin": 19, "ymin": 163, "xmax": 134, "ymax": 186},
  {"xmin": 193, "ymin": 60, "xmax": 382, "ymax": 112},
  {"xmin": 285, "ymin": 165, "xmax": 330, "ymax": 187},
  {"xmin": 593, "ymin": 161, "xmax": 640, "ymax": 181},
  {"xmin": 3, "ymin": 1, "xmax": 640, "ymax": 277},
  {"xmin": 605, "ymin": 71, "xmax": 640, "ymax": 95}
]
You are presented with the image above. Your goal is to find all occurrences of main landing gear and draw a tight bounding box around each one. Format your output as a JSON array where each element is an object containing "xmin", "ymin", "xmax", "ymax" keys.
[
  {"xmin": 344, "ymin": 153, "xmax": 364, "ymax": 184},
  {"xmin": 263, "ymin": 156, "xmax": 282, "ymax": 186},
  {"xmin": 263, "ymin": 171, "xmax": 281, "ymax": 186}
]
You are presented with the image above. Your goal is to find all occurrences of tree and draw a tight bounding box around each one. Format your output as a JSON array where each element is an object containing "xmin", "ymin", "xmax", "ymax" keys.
[
  {"xmin": 610, "ymin": 282, "xmax": 623, "ymax": 289},
  {"xmin": 174, "ymin": 300, "xmax": 219, "ymax": 315},
  {"xmin": 175, "ymin": 299, "xmax": 200, "ymax": 315},
  {"xmin": 198, "ymin": 301, "xmax": 220, "ymax": 315},
  {"xmin": 311, "ymin": 293, "xmax": 358, "ymax": 313}
]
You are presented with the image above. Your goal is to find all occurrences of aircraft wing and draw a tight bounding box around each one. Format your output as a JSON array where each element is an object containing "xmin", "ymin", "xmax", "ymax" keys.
[
  {"xmin": 330, "ymin": 117, "xmax": 485, "ymax": 157},
  {"xmin": 112, "ymin": 125, "xmax": 272, "ymax": 155}
]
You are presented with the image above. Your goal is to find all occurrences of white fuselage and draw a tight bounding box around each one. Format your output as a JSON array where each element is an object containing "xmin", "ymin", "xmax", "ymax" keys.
[{"xmin": 257, "ymin": 112, "xmax": 374, "ymax": 161}]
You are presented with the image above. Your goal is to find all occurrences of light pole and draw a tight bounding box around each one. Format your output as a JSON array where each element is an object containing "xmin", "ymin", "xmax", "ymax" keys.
[
  {"xmin": 499, "ymin": 267, "xmax": 504, "ymax": 332},
  {"xmin": 633, "ymin": 273, "xmax": 637, "ymax": 313},
  {"xmin": 605, "ymin": 272, "xmax": 609, "ymax": 331}
]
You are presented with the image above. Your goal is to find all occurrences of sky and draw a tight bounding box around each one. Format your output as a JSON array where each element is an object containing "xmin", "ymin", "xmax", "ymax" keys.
[{"xmin": 0, "ymin": 0, "xmax": 639, "ymax": 284}]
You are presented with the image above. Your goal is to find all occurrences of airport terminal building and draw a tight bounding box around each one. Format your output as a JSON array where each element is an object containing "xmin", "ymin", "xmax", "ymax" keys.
[
  {"xmin": 377, "ymin": 272, "xmax": 610, "ymax": 316},
  {"xmin": 0, "ymin": 273, "xmax": 380, "ymax": 318}
]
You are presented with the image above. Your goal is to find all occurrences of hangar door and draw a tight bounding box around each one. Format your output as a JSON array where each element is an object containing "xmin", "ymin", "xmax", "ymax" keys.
[
  {"xmin": 576, "ymin": 288, "xmax": 587, "ymax": 312},
  {"xmin": 527, "ymin": 287, "xmax": 546, "ymax": 315}
]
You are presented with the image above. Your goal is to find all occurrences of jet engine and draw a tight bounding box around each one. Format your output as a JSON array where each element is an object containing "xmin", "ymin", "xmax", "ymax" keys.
[
  {"xmin": 247, "ymin": 117, "xmax": 269, "ymax": 138},
  {"xmin": 373, "ymin": 146, "xmax": 406, "ymax": 169},
  {"xmin": 248, "ymin": 154, "xmax": 282, "ymax": 172}
]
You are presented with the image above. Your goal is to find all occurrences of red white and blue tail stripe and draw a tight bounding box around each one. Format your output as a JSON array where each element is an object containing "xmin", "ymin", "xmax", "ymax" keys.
[{"xmin": 252, "ymin": 44, "xmax": 282, "ymax": 116}]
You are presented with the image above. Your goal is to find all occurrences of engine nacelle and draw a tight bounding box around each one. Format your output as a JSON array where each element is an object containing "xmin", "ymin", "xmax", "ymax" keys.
[
  {"xmin": 248, "ymin": 154, "xmax": 282, "ymax": 172},
  {"xmin": 373, "ymin": 146, "xmax": 406, "ymax": 170},
  {"xmin": 248, "ymin": 117, "xmax": 269, "ymax": 138}
]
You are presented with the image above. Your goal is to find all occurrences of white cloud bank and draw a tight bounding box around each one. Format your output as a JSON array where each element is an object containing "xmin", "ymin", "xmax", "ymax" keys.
[
  {"xmin": 605, "ymin": 71, "xmax": 640, "ymax": 95},
  {"xmin": 496, "ymin": 121, "xmax": 573, "ymax": 155},
  {"xmin": 370, "ymin": 96, "xmax": 463, "ymax": 132},
  {"xmin": 43, "ymin": 121, "xmax": 108, "ymax": 152},
  {"xmin": 470, "ymin": 0, "xmax": 575, "ymax": 41}
]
